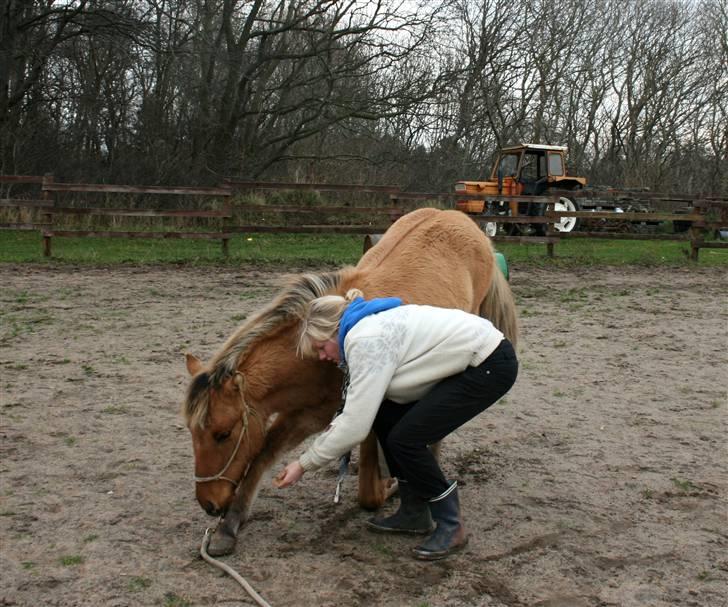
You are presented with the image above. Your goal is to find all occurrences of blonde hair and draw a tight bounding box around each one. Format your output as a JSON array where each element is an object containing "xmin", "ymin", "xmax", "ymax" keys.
[{"xmin": 297, "ymin": 288, "xmax": 363, "ymax": 358}]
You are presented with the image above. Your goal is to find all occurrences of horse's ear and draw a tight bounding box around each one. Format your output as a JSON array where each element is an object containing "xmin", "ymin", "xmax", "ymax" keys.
[{"xmin": 185, "ymin": 353, "xmax": 203, "ymax": 376}]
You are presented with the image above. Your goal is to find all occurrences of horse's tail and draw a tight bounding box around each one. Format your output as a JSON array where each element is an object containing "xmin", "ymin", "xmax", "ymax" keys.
[{"xmin": 480, "ymin": 262, "xmax": 519, "ymax": 348}]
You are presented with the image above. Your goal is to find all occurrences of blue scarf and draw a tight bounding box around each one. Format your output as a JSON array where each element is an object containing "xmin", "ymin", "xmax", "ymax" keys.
[{"xmin": 338, "ymin": 296, "xmax": 402, "ymax": 363}]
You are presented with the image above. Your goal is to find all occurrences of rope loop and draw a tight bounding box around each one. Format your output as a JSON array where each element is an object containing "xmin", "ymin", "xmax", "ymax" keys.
[
  {"xmin": 194, "ymin": 371, "xmax": 250, "ymax": 487},
  {"xmin": 201, "ymin": 528, "xmax": 273, "ymax": 607}
]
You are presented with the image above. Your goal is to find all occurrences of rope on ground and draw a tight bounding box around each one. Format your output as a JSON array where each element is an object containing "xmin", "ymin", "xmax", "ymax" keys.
[{"xmin": 200, "ymin": 528, "xmax": 273, "ymax": 607}]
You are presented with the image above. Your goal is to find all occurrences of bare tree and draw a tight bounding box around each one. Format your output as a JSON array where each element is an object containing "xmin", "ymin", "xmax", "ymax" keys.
[
  {"xmin": 180, "ymin": 0, "xmax": 445, "ymax": 179},
  {"xmin": 1, "ymin": 0, "xmax": 724, "ymax": 194},
  {"xmin": 402, "ymin": 0, "xmax": 725, "ymax": 194}
]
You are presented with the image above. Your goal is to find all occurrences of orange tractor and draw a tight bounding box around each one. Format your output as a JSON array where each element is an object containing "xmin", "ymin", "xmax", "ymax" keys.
[{"xmin": 455, "ymin": 143, "xmax": 587, "ymax": 236}]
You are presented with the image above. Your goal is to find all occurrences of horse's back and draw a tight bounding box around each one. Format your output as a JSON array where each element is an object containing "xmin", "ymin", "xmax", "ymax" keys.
[{"xmin": 355, "ymin": 208, "xmax": 494, "ymax": 313}]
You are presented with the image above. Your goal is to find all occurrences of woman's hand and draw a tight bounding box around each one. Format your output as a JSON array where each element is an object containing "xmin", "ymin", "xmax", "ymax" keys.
[{"xmin": 274, "ymin": 461, "xmax": 305, "ymax": 488}]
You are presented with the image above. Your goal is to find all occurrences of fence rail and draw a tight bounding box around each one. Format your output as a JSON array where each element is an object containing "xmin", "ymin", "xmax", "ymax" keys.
[
  {"xmin": 0, "ymin": 175, "xmax": 45, "ymax": 184},
  {"xmin": 1, "ymin": 174, "xmax": 726, "ymax": 261},
  {"xmin": 227, "ymin": 179, "xmax": 402, "ymax": 194},
  {"xmin": 42, "ymin": 182, "xmax": 232, "ymax": 196}
]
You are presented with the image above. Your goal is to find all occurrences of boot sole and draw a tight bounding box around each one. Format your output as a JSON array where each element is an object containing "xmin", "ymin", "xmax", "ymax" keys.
[
  {"xmin": 411, "ymin": 537, "xmax": 469, "ymax": 561},
  {"xmin": 366, "ymin": 521, "xmax": 435, "ymax": 535}
]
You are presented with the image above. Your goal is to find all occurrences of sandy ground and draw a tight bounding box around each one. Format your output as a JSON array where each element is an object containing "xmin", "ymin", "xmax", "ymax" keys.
[{"xmin": 0, "ymin": 262, "xmax": 726, "ymax": 607}]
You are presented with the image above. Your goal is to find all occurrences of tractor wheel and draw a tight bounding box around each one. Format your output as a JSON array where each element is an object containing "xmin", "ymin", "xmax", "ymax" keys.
[
  {"xmin": 480, "ymin": 221, "xmax": 498, "ymax": 238},
  {"xmin": 672, "ymin": 220, "xmax": 691, "ymax": 234},
  {"xmin": 503, "ymin": 217, "xmax": 523, "ymax": 235},
  {"xmin": 363, "ymin": 234, "xmax": 383, "ymax": 253},
  {"xmin": 551, "ymin": 196, "xmax": 580, "ymax": 233},
  {"xmin": 479, "ymin": 201, "xmax": 508, "ymax": 237},
  {"xmin": 528, "ymin": 201, "xmax": 547, "ymax": 236}
]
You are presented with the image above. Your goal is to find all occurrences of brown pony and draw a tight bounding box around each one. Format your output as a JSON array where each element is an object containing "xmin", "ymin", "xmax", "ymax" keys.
[{"xmin": 183, "ymin": 208, "xmax": 518, "ymax": 555}]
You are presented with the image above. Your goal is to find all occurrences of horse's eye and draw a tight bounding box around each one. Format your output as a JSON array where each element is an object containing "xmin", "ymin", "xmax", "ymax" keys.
[{"xmin": 214, "ymin": 431, "xmax": 231, "ymax": 443}]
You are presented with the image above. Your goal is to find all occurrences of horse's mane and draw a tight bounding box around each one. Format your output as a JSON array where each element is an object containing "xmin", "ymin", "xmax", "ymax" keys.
[{"xmin": 184, "ymin": 269, "xmax": 350, "ymax": 428}]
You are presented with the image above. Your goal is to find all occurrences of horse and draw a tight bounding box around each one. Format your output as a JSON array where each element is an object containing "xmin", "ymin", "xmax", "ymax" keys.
[{"xmin": 183, "ymin": 207, "xmax": 518, "ymax": 555}]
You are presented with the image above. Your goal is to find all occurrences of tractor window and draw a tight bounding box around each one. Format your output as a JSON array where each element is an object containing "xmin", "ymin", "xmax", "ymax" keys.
[
  {"xmin": 497, "ymin": 154, "xmax": 519, "ymax": 177},
  {"xmin": 548, "ymin": 153, "xmax": 564, "ymax": 176},
  {"xmin": 520, "ymin": 154, "xmax": 542, "ymax": 181}
]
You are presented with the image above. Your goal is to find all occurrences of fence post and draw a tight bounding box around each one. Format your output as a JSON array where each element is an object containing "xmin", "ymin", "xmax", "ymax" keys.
[
  {"xmin": 41, "ymin": 173, "xmax": 54, "ymax": 257},
  {"xmin": 546, "ymin": 216, "xmax": 556, "ymax": 258},
  {"xmin": 688, "ymin": 199, "xmax": 708, "ymax": 262},
  {"xmin": 546, "ymin": 194, "xmax": 559, "ymax": 258},
  {"xmin": 221, "ymin": 194, "xmax": 231, "ymax": 257},
  {"xmin": 688, "ymin": 226, "xmax": 701, "ymax": 261}
]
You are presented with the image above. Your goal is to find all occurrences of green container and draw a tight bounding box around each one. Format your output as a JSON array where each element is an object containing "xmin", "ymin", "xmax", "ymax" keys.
[{"xmin": 495, "ymin": 251, "xmax": 509, "ymax": 281}]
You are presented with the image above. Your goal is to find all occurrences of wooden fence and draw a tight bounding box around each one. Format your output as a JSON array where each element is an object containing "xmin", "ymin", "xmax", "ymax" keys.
[
  {"xmin": 1, "ymin": 175, "xmax": 233, "ymax": 256},
  {"xmin": 1, "ymin": 175, "xmax": 726, "ymax": 260}
]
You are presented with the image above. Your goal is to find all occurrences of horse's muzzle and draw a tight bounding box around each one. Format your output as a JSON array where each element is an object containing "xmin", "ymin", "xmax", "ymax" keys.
[{"xmin": 203, "ymin": 500, "xmax": 225, "ymax": 518}]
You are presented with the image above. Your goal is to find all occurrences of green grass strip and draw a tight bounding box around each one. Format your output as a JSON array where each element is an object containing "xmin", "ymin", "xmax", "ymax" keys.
[{"xmin": 1, "ymin": 231, "xmax": 726, "ymax": 267}]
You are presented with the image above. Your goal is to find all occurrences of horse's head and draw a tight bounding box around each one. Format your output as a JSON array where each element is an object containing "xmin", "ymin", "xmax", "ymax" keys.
[
  {"xmin": 180, "ymin": 270, "xmax": 350, "ymax": 517},
  {"xmin": 183, "ymin": 353, "xmax": 264, "ymax": 516}
]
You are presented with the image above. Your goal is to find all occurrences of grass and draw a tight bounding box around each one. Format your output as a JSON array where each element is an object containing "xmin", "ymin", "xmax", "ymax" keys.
[
  {"xmin": 128, "ymin": 577, "xmax": 152, "ymax": 592},
  {"xmin": 163, "ymin": 593, "xmax": 191, "ymax": 607},
  {"xmin": 671, "ymin": 477, "xmax": 697, "ymax": 492},
  {"xmin": 59, "ymin": 555, "xmax": 84, "ymax": 566},
  {"xmin": 558, "ymin": 287, "xmax": 589, "ymax": 302},
  {"xmin": 1, "ymin": 230, "xmax": 727, "ymax": 267},
  {"xmin": 370, "ymin": 541, "xmax": 395, "ymax": 557},
  {"xmin": 0, "ymin": 313, "xmax": 54, "ymax": 342},
  {"xmin": 0, "ymin": 231, "xmax": 362, "ymax": 265},
  {"xmin": 101, "ymin": 405, "xmax": 130, "ymax": 415}
]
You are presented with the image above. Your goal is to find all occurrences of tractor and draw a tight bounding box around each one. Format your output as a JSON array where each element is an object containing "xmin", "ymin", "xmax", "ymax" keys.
[{"xmin": 455, "ymin": 143, "xmax": 587, "ymax": 236}]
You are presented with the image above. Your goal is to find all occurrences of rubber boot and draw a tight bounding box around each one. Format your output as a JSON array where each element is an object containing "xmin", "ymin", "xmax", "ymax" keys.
[
  {"xmin": 412, "ymin": 482, "xmax": 468, "ymax": 560},
  {"xmin": 366, "ymin": 480, "xmax": 434, "ymax": 535}
]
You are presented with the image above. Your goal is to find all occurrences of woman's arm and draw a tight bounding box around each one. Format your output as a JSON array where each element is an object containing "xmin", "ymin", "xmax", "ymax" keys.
[{"xmin": 298, "ymin": 337, "xmax": 396, "ymax": 471}]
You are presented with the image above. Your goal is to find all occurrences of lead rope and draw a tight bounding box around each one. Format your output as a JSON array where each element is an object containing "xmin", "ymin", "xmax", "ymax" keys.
[
  {"xmin": 198, "ymin": 368, "xmax": 351, "ymax": 603},
  {"xmin": 198, "ymin": 374, "xmax": 272, "ymax": 607},
  {"xmin": 200, "ymin": 524, "xmax": 273, "ymax": 607},
  {"xmin": 334, "ymin": 364, "xmax": 351, "ymax": 503}
]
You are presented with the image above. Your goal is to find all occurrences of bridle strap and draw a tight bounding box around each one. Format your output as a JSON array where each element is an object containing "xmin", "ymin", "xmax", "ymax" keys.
[{"xmin": 194, "ymin": 373, "xmax": 251, "ymax": 488}]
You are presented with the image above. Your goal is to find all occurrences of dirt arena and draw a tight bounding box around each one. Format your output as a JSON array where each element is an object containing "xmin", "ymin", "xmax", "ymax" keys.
[{"xmin": 1, "ymin": 261, "xmax": 726, "ymax": 607}]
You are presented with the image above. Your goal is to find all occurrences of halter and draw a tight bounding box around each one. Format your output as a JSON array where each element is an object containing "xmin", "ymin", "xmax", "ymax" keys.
[{"xmin": 194, "ymin": 373, "xmax": 253, "ymax": 488}]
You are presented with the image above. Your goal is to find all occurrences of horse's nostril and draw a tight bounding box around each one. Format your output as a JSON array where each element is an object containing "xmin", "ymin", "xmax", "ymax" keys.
[{"xmin": 204, "ymin": 501, "xmax": 219, "ymax": 516}]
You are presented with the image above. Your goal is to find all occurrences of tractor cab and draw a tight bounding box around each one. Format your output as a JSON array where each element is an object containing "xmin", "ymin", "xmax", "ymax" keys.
[{"xmin": 455, "ymin": 143, "xmax": 587, "ymax": 234}]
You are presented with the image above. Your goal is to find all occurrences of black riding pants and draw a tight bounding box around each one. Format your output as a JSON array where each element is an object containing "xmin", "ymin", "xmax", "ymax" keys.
[{"xmin": 372, "ymin": 338, "xmax": 518, "ymax": 500}]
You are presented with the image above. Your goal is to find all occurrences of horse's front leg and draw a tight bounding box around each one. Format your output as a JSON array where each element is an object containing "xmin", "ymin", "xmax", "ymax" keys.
[
  {"xmin": 206, "ymin": 502, "xmax": 244, "ymax": 556},
  {"xmin": 208, "ymin": 407, "xmax": 331, "ymax": 555}
]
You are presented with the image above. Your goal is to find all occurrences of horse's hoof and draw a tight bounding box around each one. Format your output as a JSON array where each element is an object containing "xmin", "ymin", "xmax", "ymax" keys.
[{"xmin": 207, "ymin": 529, "xmax": 237, "ymax": 556}]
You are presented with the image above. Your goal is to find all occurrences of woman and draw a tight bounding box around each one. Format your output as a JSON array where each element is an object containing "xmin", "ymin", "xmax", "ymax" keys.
[{"xmin": 274, "ymin": 288, "xmax": 518, "ymax": 560}]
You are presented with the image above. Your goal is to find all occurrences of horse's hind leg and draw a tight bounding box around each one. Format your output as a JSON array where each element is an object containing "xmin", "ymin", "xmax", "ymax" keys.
[
  {"xmin": 358, "ymin": 432, "xmax": 392, "ymax": 509},
  {"xmin": 358, "ymin": 434, "xmax": 442, "ymax": 510}
]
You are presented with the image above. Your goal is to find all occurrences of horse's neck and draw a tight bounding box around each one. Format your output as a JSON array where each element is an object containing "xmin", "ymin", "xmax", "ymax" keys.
[{"xmin": 240, "ymin": 322, "xmax": 343, "ymax": 415}]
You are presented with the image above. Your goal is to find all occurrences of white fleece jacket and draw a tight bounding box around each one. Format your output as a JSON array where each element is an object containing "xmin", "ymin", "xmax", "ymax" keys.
[{"xmin": 298, "ymin": 304, "xmax": 504, "ymax": 471}]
